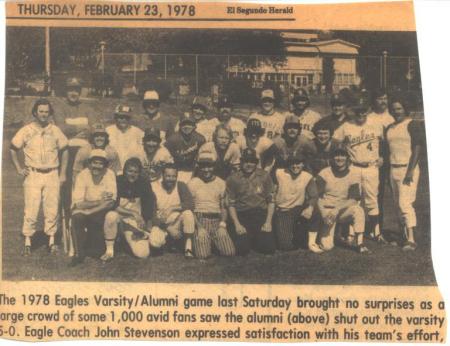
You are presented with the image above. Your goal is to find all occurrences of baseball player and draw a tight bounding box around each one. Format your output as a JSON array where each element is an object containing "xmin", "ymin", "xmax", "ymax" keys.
[
  {"xmin": 333, "ymin": 93, "xmax": 385, "ymax": 242},
  {"xmin": 187, "ymin": 151, "xmax": 236, "ymax": 259},
  {"xmin": 106, "ymin": 104, "xmax": 145, "ymax": 174},
  {"xmin": 386, "ymin": 95, "xmax": 425, "ymax": 251},
  {"xmin": 289, "ymin": 88, "xmax": 321, "ymax": 140},
  {"xmin": 165, "ymin": 114, "xmax": 206, "ymax": 183},
  {"xmin": 313, "ymin": 93, "xmax": 348, "ymax": 134},
  {"xmin": 235, "ymin": 118, "xmax": 277, "ymax": 171},
  {"xmin": 273, "ymin": 152, "xmax": 322, "ymax": 253},
  {"xmin": 73, "ymin": 123, "xmax": 120, "ymax": 179},
  {"xmin": 198, "ymin": 124, "xmax": 241, "ymax": 180},
  {"xmin": 249, "ymin": 89, "xmax": 286, "ymax": 139},
  {"xmin": 151, "ymin": 163, "xmax": 196, "ymax": 258},
  {"xmin": 368, "ymin": 89, "xmax": 395, "ymax": 130},
  {"xmin": 226, "ymin": 148, "xmax": 276, "ymax": 256},
  {"xmin": 102, "ymin": 158, "xmax": 156, "ymax": 261},
  {"xmin": 175, "ymin": 96, "xmax": 215, "ymax": 142},
  {"xmin": 135, "ymin": 89, "xmax": 176, "ymax": 142},
  {"xmin": 272, "ymin": 114, "xmax": 314, "ymax": 171},
  {"xmin": 70, "ymin": 149, "xmax": 117, "ymax": 266},
  {"xmin": 208, "ymin": 95, "xmax": 246, "ymax": 140},
  {"xmin": 308, "ymin": 121, "xmax": 340, "ymax": 176},
  {"xmin": 139, "ymin": 127, "xmax": 174, "ymax": 182},
  {"xmin": 10, "ymin": 98, "xmax": 68, "ymax": 256},
  {"xmin": 316, "ymin": 145, "xmax": 369, "ymax": 253}
]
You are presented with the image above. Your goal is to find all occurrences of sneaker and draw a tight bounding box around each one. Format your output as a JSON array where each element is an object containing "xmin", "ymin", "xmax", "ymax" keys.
[
  {"xmin": 22, "ymin": 245, "xmax": 31, "ymax": 257},
  {"xmin": 309, "ymin": 243, "xmax": 324, "ymax": 254},
  {"xmin": 184, "ymin": 249, "xmax": 194, "ymax": 259},
  {"xmin": 100, "ymin": 252, "xmax": 114, "ymax": 263},
  {"xmin": 357, "ymin": 245, "xmax": 371, "ymax": 254},
  {"xmin": 402, "ymin": 241, "xmax": 417, "ymax": 251},
  {"xmin": 48, "ymin": 244, "xmax": 59, "ymax": 255}
]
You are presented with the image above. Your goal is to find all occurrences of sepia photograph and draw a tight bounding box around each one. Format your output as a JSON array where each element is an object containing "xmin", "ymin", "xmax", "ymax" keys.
[{"xmin": 2, "ymin": 25, "xmax": 433, "ymax": 285}]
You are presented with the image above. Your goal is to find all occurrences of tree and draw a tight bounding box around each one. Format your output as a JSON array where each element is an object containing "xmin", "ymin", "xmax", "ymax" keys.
[{"xmin": 322, "ymin": 57, "xmax": 335, "ymax": 94}]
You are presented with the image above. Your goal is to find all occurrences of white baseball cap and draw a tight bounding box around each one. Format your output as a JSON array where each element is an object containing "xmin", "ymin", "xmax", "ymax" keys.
[
  {"xmin": 143, "ymin": 90, "xmax": 160, "ymax": 101},
  {"xmin": 89, "ymin": 149, "xmax": 107, "ymax": 161},
  {"xmin": 261, "ymin": 89, "xmax": 275, "ymax": 100}
]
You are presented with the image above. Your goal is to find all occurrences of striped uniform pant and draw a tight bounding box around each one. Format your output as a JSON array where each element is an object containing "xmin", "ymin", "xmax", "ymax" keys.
[
  {"xmin": 274, "ymin": 204, "xmax": 321, "ymax": 251},
  {"xmin": 193, "ymin": 213, "xmax": 236, "ymax": 259}
]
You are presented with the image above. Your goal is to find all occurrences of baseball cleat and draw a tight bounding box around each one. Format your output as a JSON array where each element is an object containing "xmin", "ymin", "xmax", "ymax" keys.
[
  {"xmin": 309, "ymin": 243, "xmax": 324, "ymax": 254},
  {"xmin": 184, "ymin": 249, "xmax": 194, "ymax": 259},
  {"xmin": 22, "ymin": 245, "xmax": 31, "ymax": 257},
  {"xmin": 100, "ymin": 253, "xmax": 114, "ymax": 263},
  {"xmin": 402, "ymin": 241, "xmax": 417, "ymax": 251},
  {"xmin": 48, "ymin": 244, "xmax": 59, "ymax": 255},
  {"xmin": 356, "ymin": 245, "xmax": 371, "ymax": 254}
]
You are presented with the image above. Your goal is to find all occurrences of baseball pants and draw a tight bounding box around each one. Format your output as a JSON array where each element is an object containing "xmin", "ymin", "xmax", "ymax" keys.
[
  {"xmin": 71, "ymin": 209, "xmax": 110, "ymax": 259},
  {"xmin": 274, "ymin": 204, "xmax": 321, "ymax": 251},
  {"xmin": 228, "ymin": 208, "xmax": 276, "ymax": 256},
  {"xmin": 354, "ymin": 165, "xmax": 379, "ymax": 216},
  {"xmin": 193, "ymin": 213, "xmax": 235, "ymax": 259},
  {"xmin": 390, "ymin": 166, "xmax": 420, "ymax": 229},
  {"xmin": 319, "ymin": 205, "xmax": 365, "ymax": 250},
  {"xmin": 22, "ymin": 169, "xmax": 60, "ymax": 237},
  {"xmin": 104, "ymin": 211, "xmax": 151, "ymax": 259},
  {"xmin": 161, "ymin": 210, "xmax": 195, "ymax": 240}
]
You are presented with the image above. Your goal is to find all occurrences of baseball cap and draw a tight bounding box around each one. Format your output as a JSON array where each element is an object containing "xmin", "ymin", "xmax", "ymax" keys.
[
  {"xmin": 90, "ymin": 123, "xmax": 107, "ymax": 135},
  {"xmin": 261, "ymin": 89, "xmax": 275, "ymax": 100},
  {"xmin": 114, "ymin": 104, "xmax": 132, "ymax": 117},
  {"xmin": 66, "ymin": 77, "xmax": 82, "ymax": 88},
  {"xmin": 330, "ymin": 93, "xmax": 345, "ymax": 107},
  {"xmin": 241, "ymin": 148, "xmax": 259, "ymax": 163},
  {"xmin": 89, "ymin": 149, "xmax": 108, "ymax": 161},
  {"xmin": 292, "ymin": 88, "xmax": 309, "ymax": 104},
  {"xmin": 245, "ymin": 118, "xmax": 265, "ymax": 136},
  {"xmin": 179, "ymin": 114, "xmax": 196, "ymax": 126},
  {"xmin": 143, "ymin": 90, "xmax": 160, "ymax": 102},
  {"xmin": 348, "ymin": 93, "xmax": 371, "ymax": 113},
  {"xmin": 284, "ymin": 114, "xmax": 300, "ymax": 127},
  {"xmin": 286, "ymin": 151, "xmax": 306, "ymax": 165},
  {"xmin": 197, "ymin": 149, "xmax": 217, "ymax": 164},
  {"xmin": 217, "ymin": 95, "xmax": 232, "ymax": 109},
  {"xmin": 143, "ymin": 127, "xmax": 161, "ymax": 142}
]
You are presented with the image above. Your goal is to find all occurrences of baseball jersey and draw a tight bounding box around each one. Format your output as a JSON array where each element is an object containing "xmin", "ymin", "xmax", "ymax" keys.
[
  {"xmin": 134, "ymin": 112, "xmax": 176, "ymax": 142},
  {"xmin": 208, "ymin": 117, "xmax": 246, "ymax": 140},
  {"xmin": 249, "ymin": 111, "xmax": 286, "ymax": 139},
  {"xmin": 235, "ymin": 135, "xmax": 276, "ymax": 168},
  {"xmin": 138, "ymin": 146, "xmax": 174, "ymax": 182},
  {"xmin": 296, "ymin": 109, "xmax": 322, "ymax": 140},
  {"xmin": 72, "ymin": 168, "xmax": 117, "ymax": 207},
  {"xmin": 187, "ymin": 177, "xmax": 226, "ymax": 214},
  {"xmin": 73, "ymin": 144, "xmax": 121, "ymax": 177},
  {"xmin": 313, "ymin": 113, "xmax": 347, "ymax": 134},
  {"xmin": 386, "ymin": 119, "xmax": 425, "ymax": 165},
  {"xmin": 316, "ymin": 166, "xmax": 361, "ymax": 208},
  {"xmin": 333, "ymin": 117, "xmax": 384, "ymax": 164},
  {"xmin": 272, "ymin": 135, "xmax": 314, "ymax": 168},
  {"xmin": 52, "ymin": 99, "xmax": 99, "ymax": 145},
  {"xmin": 106, "ymin": 125, "xmax": 145, "ymax": 171},
  {"xmin": 11, "ymin": 122, "xmax": 68, "ymax": 169},
  {"xmin": 198, "ymin": 141, "xmax": 240, "ymax": 179},
  {"xmin": 274, "ymin": 169, "xmax": 314, "ymax": 209},
  {"xmin": 367, "ymin": 110, "xmax": 395, "ymax": 131},
  {"xmin": 164, "ymin": 131, "xmax": 206, "ymax": 171}
]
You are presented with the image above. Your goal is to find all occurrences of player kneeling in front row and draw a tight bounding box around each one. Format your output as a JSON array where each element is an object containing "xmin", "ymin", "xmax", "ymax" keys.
[
  {"xmin": 101, "ymin": 158, "xmax": 156, "ymax": 262},
  {"xmin": 151, "ymin": 164, "xmax": 196, "ymax": 258},
  {"xmin": 70, "ymin": 149, "xmax": 117, "ymax": 266},
  {"xmin": 273, "ymin": 152, "xmax": 322, "ymax": 253},
  {"xmin": 187, "ymin": 151, "xmax": 236, "ymax": 259},
  {"xmin": 316, "ymin": 146, "xmax": 369, "ymax": 253},
  {"xmin": 226, "ymin": 148, "xmax": 276, "ymax": 255}
]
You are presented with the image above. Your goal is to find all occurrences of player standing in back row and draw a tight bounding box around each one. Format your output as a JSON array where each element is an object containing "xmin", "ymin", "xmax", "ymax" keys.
[
  {"xmin": 289, "ymin": 88, "xmax": 321, "ymax": 140},
  {"xmin": 249, "ymin": 89, "xmax": 286, "ymax": 139}
]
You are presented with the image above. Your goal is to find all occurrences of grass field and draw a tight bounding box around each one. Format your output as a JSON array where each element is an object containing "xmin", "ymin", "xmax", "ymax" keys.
[{"xmin": 1, "ymin": 96, "xmax": 436, "ymax": 285}]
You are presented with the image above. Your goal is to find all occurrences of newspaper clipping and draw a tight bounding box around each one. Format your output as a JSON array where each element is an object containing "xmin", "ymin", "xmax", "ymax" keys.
[{"xmin": 1, "ymin": 0, "xmax": 446, "ymax": 343}]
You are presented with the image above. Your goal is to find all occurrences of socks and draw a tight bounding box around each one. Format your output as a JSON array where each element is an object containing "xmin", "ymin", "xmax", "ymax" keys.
[
  {"xmin": 105, "ymin": 240, "xmax": 115, "ymax": 255},
  {"xmin": 308, "ymin": 232, "xmax": 318, "ymax": 247},
  {"xmin": 185, "ymin": 237, "xmax": 192, "ymax": 252},
  {"xmin": 48, "ymin": 236, "xmax": 54, "ymax": 247},
  {"xmin": 25, "ymin": 236, "xmax": 31, "ymax": 247}
]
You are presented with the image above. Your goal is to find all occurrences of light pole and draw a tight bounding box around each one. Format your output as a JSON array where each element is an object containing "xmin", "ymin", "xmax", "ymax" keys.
[{"xmin": 99, "ymin": 41, "xmax": 106, "ymax": 97}]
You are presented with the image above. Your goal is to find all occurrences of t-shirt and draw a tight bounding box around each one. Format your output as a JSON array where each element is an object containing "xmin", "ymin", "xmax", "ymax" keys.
[
  {"xmin": 175, "ymin": 118, "xmax": 216, "ymax": 142},
  {"xmin": 249, "ymin": 111, "xmax": 286, "ymax": 139},
  {"xmin": 235, "ymin": 135, "xmax": 276, "ymax": 169},
  {"xmin": 72, "ymin": 168, "xmax": 117, "ymax": 207},
  {"xmin": 11, "ymin": 122, "xmax": 68, "ymax": 169},
  {"xmin": 333, "ymin": 117, "xmax": 384, "ymax": 164},
  {"xmin": 106, "ymin": 125, "xmax": 145, "ymax": 172},
  {"xmin": 164, "ymin": 131, "xmax": 206, "ymax": 171},
  {"xmin": 138, "ymin": 146, "xmax": 174, "ymax": 182},
  {"xmin": 198, "ymin": 141, "xmax": 240, "ymax": 179},
  {"xmin": 187, "ymin": 177, "xmax": 226, "ymax": 214},
  {"xmin": 151, "ymin": 180, "xmax": 194, "ymax": 223},
  {"xmin": 274, "ymin": 169, "xmax": 314, "ymax": 209},
  {"xmin": 308, "ymin": 139, "xmax": 340, "ymax": 175},
  {"xmin": 316, "ymin": 166, "xmax": 361, "ymax": 208},
  {"xmin": 116, "ymin": 175, "xmax": 155, "ymax": 222},
  {"xmin": 386, "ymin": 119, "xmax": 426, "ymax": 165},
  {"xmin": 296, "ymin": 109, "xmax": 322, "ymax": 140},
  {"xmin": 73, "ymin": 144, "xmax": 121, "ymax": 177},
  {"xmin": 208, "ymin": 117, "xmax": 246, "ymax": 140}
]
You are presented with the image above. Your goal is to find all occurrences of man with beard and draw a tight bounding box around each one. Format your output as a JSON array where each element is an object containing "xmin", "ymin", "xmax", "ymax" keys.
[
  {"xmin": 101, "ymin": 158, "xmax": 156, "ymax": 261},
  {"xmin": 198, "ymin": 124, "xmax": 241, "ymax": 180},
  {"xmin": 316, "ymin": 145, "xmax": 369, "ymax": 253},
  {"xmin": 106, "ymin": 105, "xmax": 145, "ymax": 174},
  {"xmin": 73, "ymin": 123, "xmax": 120, "ymax": 179},
  {"xmin": 151, "ymin": 164, "xmax": 196, "ymax": 258},
  {"xmin": 308, "ymin": 121, "xmax": 340, "ymax": 176},
  {"xmin": 136, "ymin": 89, "xmax": 176, "ymax": 142},
  {"xmin": 249, "ymin": 89, "xmax": 286, "ymax": 139},
  {"xmin": 368, "ymin": 89, "xmax": 395, "ymax": 130},
  {"xmin": 165, "ymin": 114, "xmax": 206, "ymax": 183},
  {"xmin": 272, "ymin": 115, "xmax": 314, "ymax": 171},
  {"xmin": 187, "ymin": 151, "xmax": 236, "ymax": 259},
  {"xmin": 208, "ymin": 95, "xmax": 246, "ymax": 140},
  {"xmin": 289, "ymin": 88, "xmax": 321, "ymax": 140},
  {"xmin": 273, "ymin": 151, "xmax": 321, "ymax": 253},
  {"xmin": 70, "ymin": 149, "xmax": 117, "ymax": 266},
  {"xmin": 313, "ymin": 93, "xmax": 348, "ymax": 134},
  {"xmin": 139, "ymin": 127, "xmax": 173, "ymax": 182},
  {"xmin": 226, "ymin": 148, "xmax": 276, "ymax": 256}
]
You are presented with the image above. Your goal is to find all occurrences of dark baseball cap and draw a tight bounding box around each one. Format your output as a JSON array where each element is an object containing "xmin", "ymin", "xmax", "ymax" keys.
[
  {"xmin": 179, "ymin": 114, "xmax": 196, "ymax": 126},
  {"xmin": 245, "ymin": 118, "xmax": 265, "ymax": 136},
  {"xmin": 292, "ymin": 88, "xmax": 309, "ymax": 104},
  {"xmin": 286, "ymin": 151, "xmax": 306, "ymax": 165},
  {"xmin": 241, "ymin": 148, "xmax": 259, "ymax": 163},
  {"xmin": 143, "ymin": 127, "xmax": 161, "ymax": 142}
]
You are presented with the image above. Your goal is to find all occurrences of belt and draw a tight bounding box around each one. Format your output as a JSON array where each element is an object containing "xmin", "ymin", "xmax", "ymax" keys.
[
  {"xmin": 352, "ymin": 162, "xmax": 374, "ymax": 168},
  {"xmin": 28, "ymin": 167, "xmax": 57, "ymax": 174},
  {"xmin": 391, "ymin": 164, "xmax": 408, "ymax": 168},
  {"xmin": 196, "ymin": 212, "xmax": 221, "ymax": 219}
]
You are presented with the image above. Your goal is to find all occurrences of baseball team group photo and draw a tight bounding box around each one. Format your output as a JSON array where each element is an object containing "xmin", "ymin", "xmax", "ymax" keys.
[{"xmin": 2, "ymin": 27, "xmax": 434, "ymax": 285}]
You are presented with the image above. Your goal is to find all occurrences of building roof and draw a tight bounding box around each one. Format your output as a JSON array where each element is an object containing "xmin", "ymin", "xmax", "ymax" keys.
[{"xmin": 286, "ymin": 39, "xmax": 359, "ymax": 55}]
